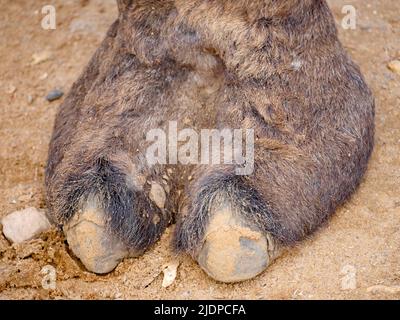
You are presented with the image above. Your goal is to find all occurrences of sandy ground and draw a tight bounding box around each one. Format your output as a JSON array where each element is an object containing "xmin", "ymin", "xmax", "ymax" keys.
[{"xmin": 0, "ymin": 0, "xmax": 399, "ymax": 300}]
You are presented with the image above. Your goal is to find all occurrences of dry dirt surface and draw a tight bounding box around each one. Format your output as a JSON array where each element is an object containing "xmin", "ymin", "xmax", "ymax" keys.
[{"xmin": 0, "ymin": 0, "xmax": 399, "ymax": 300}]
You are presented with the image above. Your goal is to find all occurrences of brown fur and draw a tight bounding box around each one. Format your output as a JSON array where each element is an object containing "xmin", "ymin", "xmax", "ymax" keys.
[{"xmin": 46, "ymin": 0, "xmax": 375, "ymax": 258}]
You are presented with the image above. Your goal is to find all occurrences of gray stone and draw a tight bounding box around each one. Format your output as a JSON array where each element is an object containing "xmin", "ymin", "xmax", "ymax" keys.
[
  {"xmin": 1, "ymin": 207, "xmax": 52, "ymax": 244},
  {"xmin": 46, "ymin": 89, "xmax": 64, "ymax": 102}
]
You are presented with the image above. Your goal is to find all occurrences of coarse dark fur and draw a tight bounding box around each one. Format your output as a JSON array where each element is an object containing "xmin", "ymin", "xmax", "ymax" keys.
[{"xmin": 46, "ymin": 0, "xmax": 375, "ymax": 260}]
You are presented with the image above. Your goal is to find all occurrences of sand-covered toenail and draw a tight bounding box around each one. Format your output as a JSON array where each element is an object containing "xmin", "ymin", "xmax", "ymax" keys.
[
  {"xmin": 196, "ymin": 203, "xmax": 278, "ymax": 283},
  {"xmin": 63, "ymin": 199, "xmax": 130, "ymax": 274}
]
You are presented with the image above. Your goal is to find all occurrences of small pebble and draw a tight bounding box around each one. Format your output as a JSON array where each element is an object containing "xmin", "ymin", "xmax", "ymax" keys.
[
  {"xmin": 6, "ymin": 84, "xmax": 17, "ymax": 94},
  {"xmin": 162, "ymin": 261, "xmax": 179, "ymax": 288},
  {"xmin": 149, "ymin": 183, "xmax": 166, "ymax": 209},
  {"xmin": 31, "ymin": 51, "xmax": 52, "ymax": 66},
  {"xmin": 387, "ymin": 60, "xmax": 400, "ymax": 75},
  {"xmin": 367, "ymin": 285, "xmax": 400, "ymax": 294},
  {"xmin": 46, "ymin": 89, "xmax": 64, "ymax": 102},
  {"xmin": 39, "ymin": 72, "xmax": 48, "ymax": 81},
  {"xmin": 27, "ymin": 95, "xmax": 34, "ymax": 104},
  {"xmin": 1, "ymin": 207, "xmax": 52, "ymax": 244}
]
